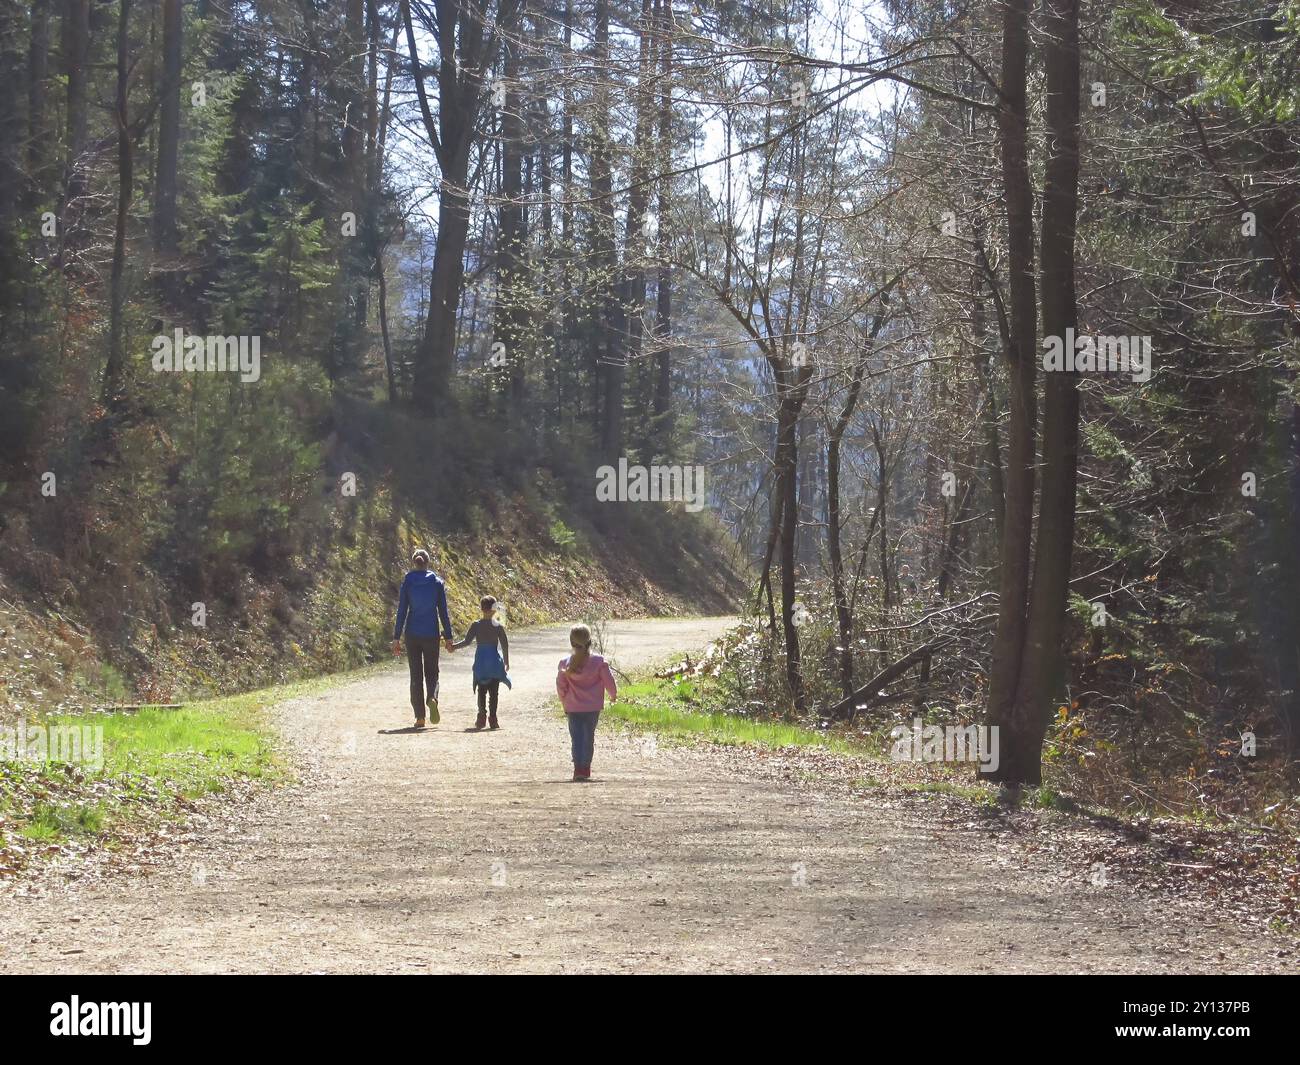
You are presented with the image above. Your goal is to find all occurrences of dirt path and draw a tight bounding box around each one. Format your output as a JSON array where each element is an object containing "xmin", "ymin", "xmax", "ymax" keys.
[{"xmin": 0, "ymin": 618, "xmax": 1290, "ymax": 973}]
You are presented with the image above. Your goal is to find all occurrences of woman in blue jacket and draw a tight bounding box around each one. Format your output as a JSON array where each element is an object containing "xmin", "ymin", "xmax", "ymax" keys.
[{"xmin": 391, "ymin": 549, "xmax": 455, "ymax": 727}]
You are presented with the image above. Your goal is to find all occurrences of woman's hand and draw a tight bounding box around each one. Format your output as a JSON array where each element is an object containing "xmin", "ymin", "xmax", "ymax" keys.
[{"xmin": 391, "ymin": 639, "xmax": 402, "ymax": 656}]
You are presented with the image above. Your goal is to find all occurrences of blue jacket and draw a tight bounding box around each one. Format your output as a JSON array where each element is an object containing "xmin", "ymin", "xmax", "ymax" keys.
[{"xmin": 393, "ymin": 569, "xmax": 453, "ymax": 640}]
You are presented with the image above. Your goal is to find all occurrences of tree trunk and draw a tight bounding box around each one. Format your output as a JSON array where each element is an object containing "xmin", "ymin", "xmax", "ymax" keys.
[
  {"xmin": 616, "ymin": 0, "xmax": 655, "ymax": 450},
  {"xmin": 871, "ymin": 422, "xmax": 892, "ymax": 631},
  {"xmin": 0, "ymin": 5, "xmax": 22, "ymax": 225},
  {"xmin": 416, "ymin": 162, "xmax": 472, "ymax": 406},
  {"xmin": 402, "ymin": 0, "xmax": 518, "ymax": 410},
  {"xmin": 591, "ymin": 0, "xmax": 624, "ymax": 458},
  {"xmin": 827, "ymin": 423, "xmax": 852, "ymax": 696},
  {"xmin": 650, "ymin": 0, "xmax": 674, "ymax": 457},
  {"xmin": 373, "ymin": 9, "xmax": 399, "ymax": 404},
  {"xmin": 152, "ymin": 0, "xmax": 182, "ymax": 300},
  {"xmin": 984, "ymin": 0, "xmax": 1039, "ymax": 775},
  {"xmin": 777, "ymin": 393, "xmax": 804, "ymax": 711},
  {"xmin": 827, "ymin": 307, "xmax": 890, "ymax": 695},
  {"xmin": 104, "ymin": 0, "xmax": 134, "ymax": 410},
  {"xmin": 995, "ymin": 0, "xmax": 1082, "ymax": 786},
  {"xmin": 498, "ymin": 0, "xmax": 528, "ymax": 406},
  {"xmin": 60, "ymin": 0, "xmax": 90, "ymax": 262},
  {"xmin": 26, "ymin": 0, "xmax": 52, "ymax": 206}
]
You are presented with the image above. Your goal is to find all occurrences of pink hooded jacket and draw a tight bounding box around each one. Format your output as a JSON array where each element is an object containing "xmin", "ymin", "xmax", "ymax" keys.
[{"xmin": 556, "ymin": 653, "xmax": 617, "ymax": 713}]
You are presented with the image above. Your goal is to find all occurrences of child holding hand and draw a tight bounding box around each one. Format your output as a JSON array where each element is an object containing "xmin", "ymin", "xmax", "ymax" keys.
[{"xmin": 454, "ymin": 595, "xmax": 511, "ymax": 729}]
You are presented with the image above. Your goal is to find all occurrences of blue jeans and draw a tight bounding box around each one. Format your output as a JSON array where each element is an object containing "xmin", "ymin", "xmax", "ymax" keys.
[{"xmin": 567, "ymin": 711, "xmax": 600, "ymax": 769}]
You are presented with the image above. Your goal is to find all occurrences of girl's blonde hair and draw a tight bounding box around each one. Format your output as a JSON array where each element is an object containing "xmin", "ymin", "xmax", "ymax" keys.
[{"xmin": 567, "ymin": 623, "xmax": 592, "ymax": 672}]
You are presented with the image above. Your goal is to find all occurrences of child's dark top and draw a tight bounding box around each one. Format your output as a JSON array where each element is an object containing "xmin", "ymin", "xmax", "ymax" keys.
[{"xmin": 455, "ymin": 619, "xmax": 509, "ymax": 656}]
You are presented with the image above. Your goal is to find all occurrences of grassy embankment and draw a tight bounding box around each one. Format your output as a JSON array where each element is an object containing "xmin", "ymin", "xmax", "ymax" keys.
[{"xmin": 0, "ymin": 668, "xmax": 372, "ymax": 876}]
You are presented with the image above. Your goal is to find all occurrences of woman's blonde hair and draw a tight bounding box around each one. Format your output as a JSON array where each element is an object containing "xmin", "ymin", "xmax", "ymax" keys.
[{"xmin": 567, "ymin": 623, "xmax": 592, "ymax": 672}]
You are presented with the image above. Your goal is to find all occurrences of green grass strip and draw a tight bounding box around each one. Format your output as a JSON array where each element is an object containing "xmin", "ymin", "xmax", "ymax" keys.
[{"xmin": 604, "ymin": 678, "xmax": 858, "ymax": 753}]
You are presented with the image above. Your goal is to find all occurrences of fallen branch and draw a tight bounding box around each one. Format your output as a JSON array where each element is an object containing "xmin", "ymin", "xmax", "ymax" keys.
[{"xmin": 826, "ymin": 637, "xmax": 954, "ymax": 721}]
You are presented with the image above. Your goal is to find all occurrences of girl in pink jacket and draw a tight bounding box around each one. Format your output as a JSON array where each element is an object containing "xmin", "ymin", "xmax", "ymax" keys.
[{"xmin": 556, "ymin": 624, "xmax": 617, "ymax": 781}]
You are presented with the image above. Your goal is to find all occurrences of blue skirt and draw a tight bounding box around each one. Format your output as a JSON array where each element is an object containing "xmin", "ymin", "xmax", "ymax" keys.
[{"xmin": 472, "ymin": 643, "xmax": 512, "ymax": 690}]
